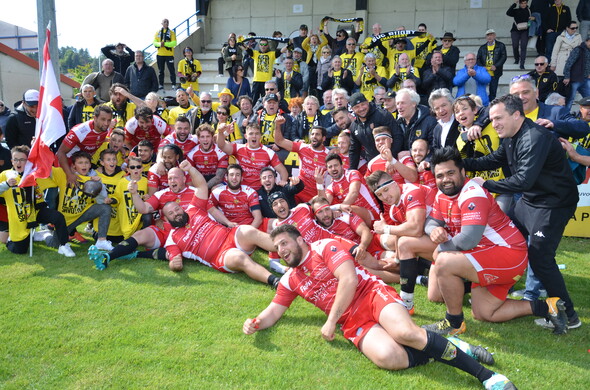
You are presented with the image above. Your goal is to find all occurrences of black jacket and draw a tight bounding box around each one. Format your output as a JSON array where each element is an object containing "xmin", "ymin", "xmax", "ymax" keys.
[
  {"xmin": 544, "ymin": 3, "xmax": 572, "ymax": 33},
  {"xmin": 527, "ymin": 70, "xmax": 559, "ymax": 102},
  {"xmin": 476, "ymin": 40, "xmax": 507, "ymax": 77},
  {"xmin": 349, "ymin": 103, "xmax": 403, "ymax": 169},
  {"xmin": 463, "ymin": 118, "xmax": 578, "ymax": 208},
  {"xmin": 577, "ymin": 0, "xmax": 590, "ymax": 21},
  {"xmin": 397, "ymin": 104, "xmax": 438, "ymax": 150},
  {"xmin": 431, "ymin": 119, "xmax": 460, "ymax": 150},
  {"xmin": 420, "ymin": 64, "xmax": 454, "ymax": 95},
  {"xmin": 101, "ymin": 45, "xmax": 134, "ymax": 75},
  {"xmin": 257, "ymin": 182, "xmax": 305, "ymax": 218},
  {"xmin": 507, "ymin": 3, "xmax": 532, "ymax": 32},
  {"xmin": 68, "ymin": 98, "xmax": 101, "ymax": 130},
  {"xmin": 431, "ymin": 45, "xmax": 460, "ymax": 73},
  {"xmin": 276, "ymin": 70, "xmax": 304, "ymax": 99},
  {"xmin": 124, "ymin": 63, "xmax": 159, "ymax": 99},
  {"xmin": 4, "ymin": 104, "xmax": 36, "ymax": 149},
  {"xmin": 321, "ymin": 69, "xmax": 355, "ymax": 94}
]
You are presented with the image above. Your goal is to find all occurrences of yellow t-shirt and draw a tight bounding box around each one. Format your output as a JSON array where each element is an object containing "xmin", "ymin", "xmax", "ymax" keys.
[
  {"xmin": 359, "ymin": 66, "xmax": 387, "ymax": 101},
  {"xmin": 92, "ymin": 142, "xmax": 125, "ymax": 166},
  {"xmin": 410, "ymin": 34, "xmax": 436, "ymax": 69},
  {"xmin": 253, "ymin": 50, "xmax": 277, "ymax": 82},
  {"xmin": 486, "ymin": 44, "xmax": 495, "ymax": 77},
  {"xmin": 106, "ymin": 101, "xmax": 136, "ymax": 129},
  {"xmin": 177, "ymin": 58, "xmax": 203, "ymax": 91},
  {"xmin": 456, "ymin": 123, "xmax": 504, "ymax": 183},
  {"xmin": 214, "ymin": 120, "xmax": 243, "ymax": 144},
  {"xmin": 37, "ymin": 167, "xmax": 98, "ymax": 227},
  {"xmin": 168, "ymin": 105, "xmax": 195, "ymax": 125},
  {"xmin": 153, "ymin": 28, "xmax": 177, "ymax": 57},
  {"xmin": 95, "ymin": 170, "xmax": 126, "ymax": 236},
  {"xmin": 260, "ymin": 113, "xmax": 277, "ymax": 145},
  {"xmin": 341, "ymin": 52, "xmax": 365, "ymax": 78},
  {"xmin": 0, "ymin": 171, "xmax": 45, "ymax": 242},
  {"xmin": 113, "ymin": 176, "xmax": 148, "ymax": 239},
  {"xmin": 386, "ymin": 48, "xmax": 415, "ymax": 77}
]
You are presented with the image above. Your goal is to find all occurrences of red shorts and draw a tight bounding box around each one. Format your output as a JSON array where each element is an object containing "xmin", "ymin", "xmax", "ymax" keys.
[
  {"xmin": 463, "ymin": 245, "xmax": 528, "ymax": 300},
  {"xmin": 148, "ymin": 223, "xmax": 172, "ymax": 248},
  {"xmin": 207, "ymin": 227, "xmax": 240, "ymax": 274},
  {"xmin": 367, "ymin": 234, "xmax": 384, "ymax": 256},
  {"xmin": 341, "ymin": 283, "xmax": 403, "ymax": 349}
]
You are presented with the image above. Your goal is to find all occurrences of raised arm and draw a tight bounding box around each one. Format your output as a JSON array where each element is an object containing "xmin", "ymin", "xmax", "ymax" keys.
[{"xmin": 273, "ymin": 114, "xmax": 294, "ymax": 151}]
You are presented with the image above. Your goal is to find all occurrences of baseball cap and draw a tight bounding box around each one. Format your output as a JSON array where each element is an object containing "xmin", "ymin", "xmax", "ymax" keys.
[
  {"xmin": 485, "ymin": 29, "xmax": 496, "ymax": 35},
  {"xmin": 384, "ymin": 91, "xmax": 396, "ymax": 99},
  {"xmin": 577, "ymin": 96, "xmax": 590, "ymax": 106},
  {"xmin": 264, "ymin": 93, "xmax": 279, "ymax": 102},
  {"xmin": 268, "ymin": 191, "xmax": 287, "ymax": 207},
  {"xmin": 299, "ymin": 24, "xmax": 308, "ymax": 30},
  {"xmin": 23, "ymin": 89, "xmax": 39, "ymax": 105},
  {"xmin": 349, "ymin": 92, "xmax": 367, "ymax": 107},
  {"xmin": 293, "ymin": 47, "xmax": 303, "ymax": 53}
]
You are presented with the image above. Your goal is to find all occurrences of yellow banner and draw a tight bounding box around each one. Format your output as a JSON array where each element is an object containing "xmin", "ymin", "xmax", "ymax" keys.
[{"xmin": 564, "ymin": 169, "xmax": 590, "ymax": 238}]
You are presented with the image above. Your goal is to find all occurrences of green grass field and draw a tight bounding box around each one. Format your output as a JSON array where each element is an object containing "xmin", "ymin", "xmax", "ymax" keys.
[{"xmin": 0, "ymin": 236, "xmax": 589, "ymax": 389}]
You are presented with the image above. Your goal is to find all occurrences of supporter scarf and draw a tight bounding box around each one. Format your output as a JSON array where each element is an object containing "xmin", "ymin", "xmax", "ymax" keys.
[
  {"xmin": 367, "ymin": 30, "xmax": 420, "ymax": 48},
  {"xmin": 302, "ymin": 112, "xmax": 320, "ymax": 139},
  {"xmin": 242, "ymin": 36, "xmax": 290, "ymax": 44},
  {"xmin": 321, "ymin": 16, "xmax": 364, "ymax": 33}
]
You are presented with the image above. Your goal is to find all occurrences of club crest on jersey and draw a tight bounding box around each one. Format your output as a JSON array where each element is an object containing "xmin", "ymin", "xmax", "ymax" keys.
[
  {"xmin": 542, "ymin": 78, "xmax": 548, "ymax": 82},
  {"xmin": 175, "ymin": 199, "xmax": 180, "ymax": 203},
  {"xmin": 407, "ymin": 195, "xmax": 413, "ymax": 201},
  {"xmin": 331, "ymin": 245, "xmax": 337, "ymax": 252},
  {"xmin": 467, "ymin": 202, "xmax": 476, "ymax": 210},
  {"xmin": 415, "ymin": 129, "xmax": 422, "ymax": 137},
  {"xmin": 484, "ymin": 273, "xmax": 499, "ymax": 284}
]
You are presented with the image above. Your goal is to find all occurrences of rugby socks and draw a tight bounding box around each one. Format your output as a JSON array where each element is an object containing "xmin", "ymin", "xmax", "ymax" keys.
[
  {"xmin": 137, "ymin": 248, "xmax": 168, "ymax": 261},
  {"xmin": 530, "ymin": 299, "xmax": 549, "ymax": 317},
  {"xmin": 109, "ymin": 237, "xmax": 138, "ymax": 260},
  {"xmin": 399, "ymin": 257, "xmax": 419, "ymax": 295},
  {"xmin": 403, "ymin": 346, "xmax": 430, "ymax": 368},
  {"xmin": 446, "ymin": 312, "xmax": 465, "ymax": 329},
  {"xmin": 267, "ymin": 274, "xmax": 280, "ymax": 289},
  {"xmin": 423, "ymin": 330, "xmax": 493, "ymax": 383}
]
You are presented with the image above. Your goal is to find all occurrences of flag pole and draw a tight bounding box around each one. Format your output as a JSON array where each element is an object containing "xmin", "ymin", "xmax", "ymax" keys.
[{"xmin": 29, "ymin": 186, "xmax": 34, "ymax": 257}]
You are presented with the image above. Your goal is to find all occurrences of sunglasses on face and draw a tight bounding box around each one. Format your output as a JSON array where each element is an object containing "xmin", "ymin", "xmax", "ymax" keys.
[
  {"xmin": 217, "ymin": 111, "xmax": 228, "ymax": 115},
  {"xmin": 535, "ymin": 63, "xmax": 546, "ymax": 66},
  {"xmin": 260, "ymin": 43, "xmax": 268, "ymax": 46},
  {"xmin": 201, "ymin": 100, "xmax": 212, "ymax": 103},
  {"xmin": 265, "ymin": 88, "xmax": 276, "ymax": 91},
  {"xmin": 569, "ymin": 26, "xmax": 578, "ymax": 30},
  {"xmin": 128, "ymin": 165, "xmax": 142, "ymax": 170}
]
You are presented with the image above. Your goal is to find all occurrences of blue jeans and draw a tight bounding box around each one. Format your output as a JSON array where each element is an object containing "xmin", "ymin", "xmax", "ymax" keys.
[
  {"xmin": 566, "ymin": 78, "xmax": 590, "ymax": 111},
  {"xmin": 545, "ymin": 31, "xmax": 559, "ymax": 63},
  {"xmin": 523, "ymin": 263, "xmax": 545, "ymax": 300}
]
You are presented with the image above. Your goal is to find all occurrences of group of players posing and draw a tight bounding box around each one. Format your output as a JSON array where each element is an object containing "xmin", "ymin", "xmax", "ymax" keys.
[{"xmin": 0, "ymin": 97, "xmax": 569, "ymax": 390}]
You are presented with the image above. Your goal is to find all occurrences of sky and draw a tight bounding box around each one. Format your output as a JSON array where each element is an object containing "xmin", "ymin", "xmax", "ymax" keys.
[{"xmin": 3, "ymin": 0, "xmax": 198, "ymax": 56}]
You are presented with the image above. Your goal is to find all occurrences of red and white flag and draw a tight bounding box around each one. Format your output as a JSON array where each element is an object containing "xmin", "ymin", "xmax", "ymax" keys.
[{"xmin": 19, "ymin": 24, "xmax": 66, "ymax": 188}]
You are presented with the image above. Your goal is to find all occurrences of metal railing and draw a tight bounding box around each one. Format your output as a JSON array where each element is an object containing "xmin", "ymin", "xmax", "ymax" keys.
[
  {"xmin": 143, "ymin": 11, "xmax": 201, "ymax": 63},
  {"xmin": 0, "ymin": 34, "xmax": 38, "ymax": 51}
]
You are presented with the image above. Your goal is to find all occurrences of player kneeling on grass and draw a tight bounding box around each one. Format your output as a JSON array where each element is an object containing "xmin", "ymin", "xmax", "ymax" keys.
[
  {"xmin": 421, "ymin": 147, "xmax": 568, "ymax": 336},
  {"xmin": 244, "ymin": 224, "xmax": 516, "ymax": 390},
  {"xmin": 0, "ymin": 146, "xmax": 75, "ymax": 257}
]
